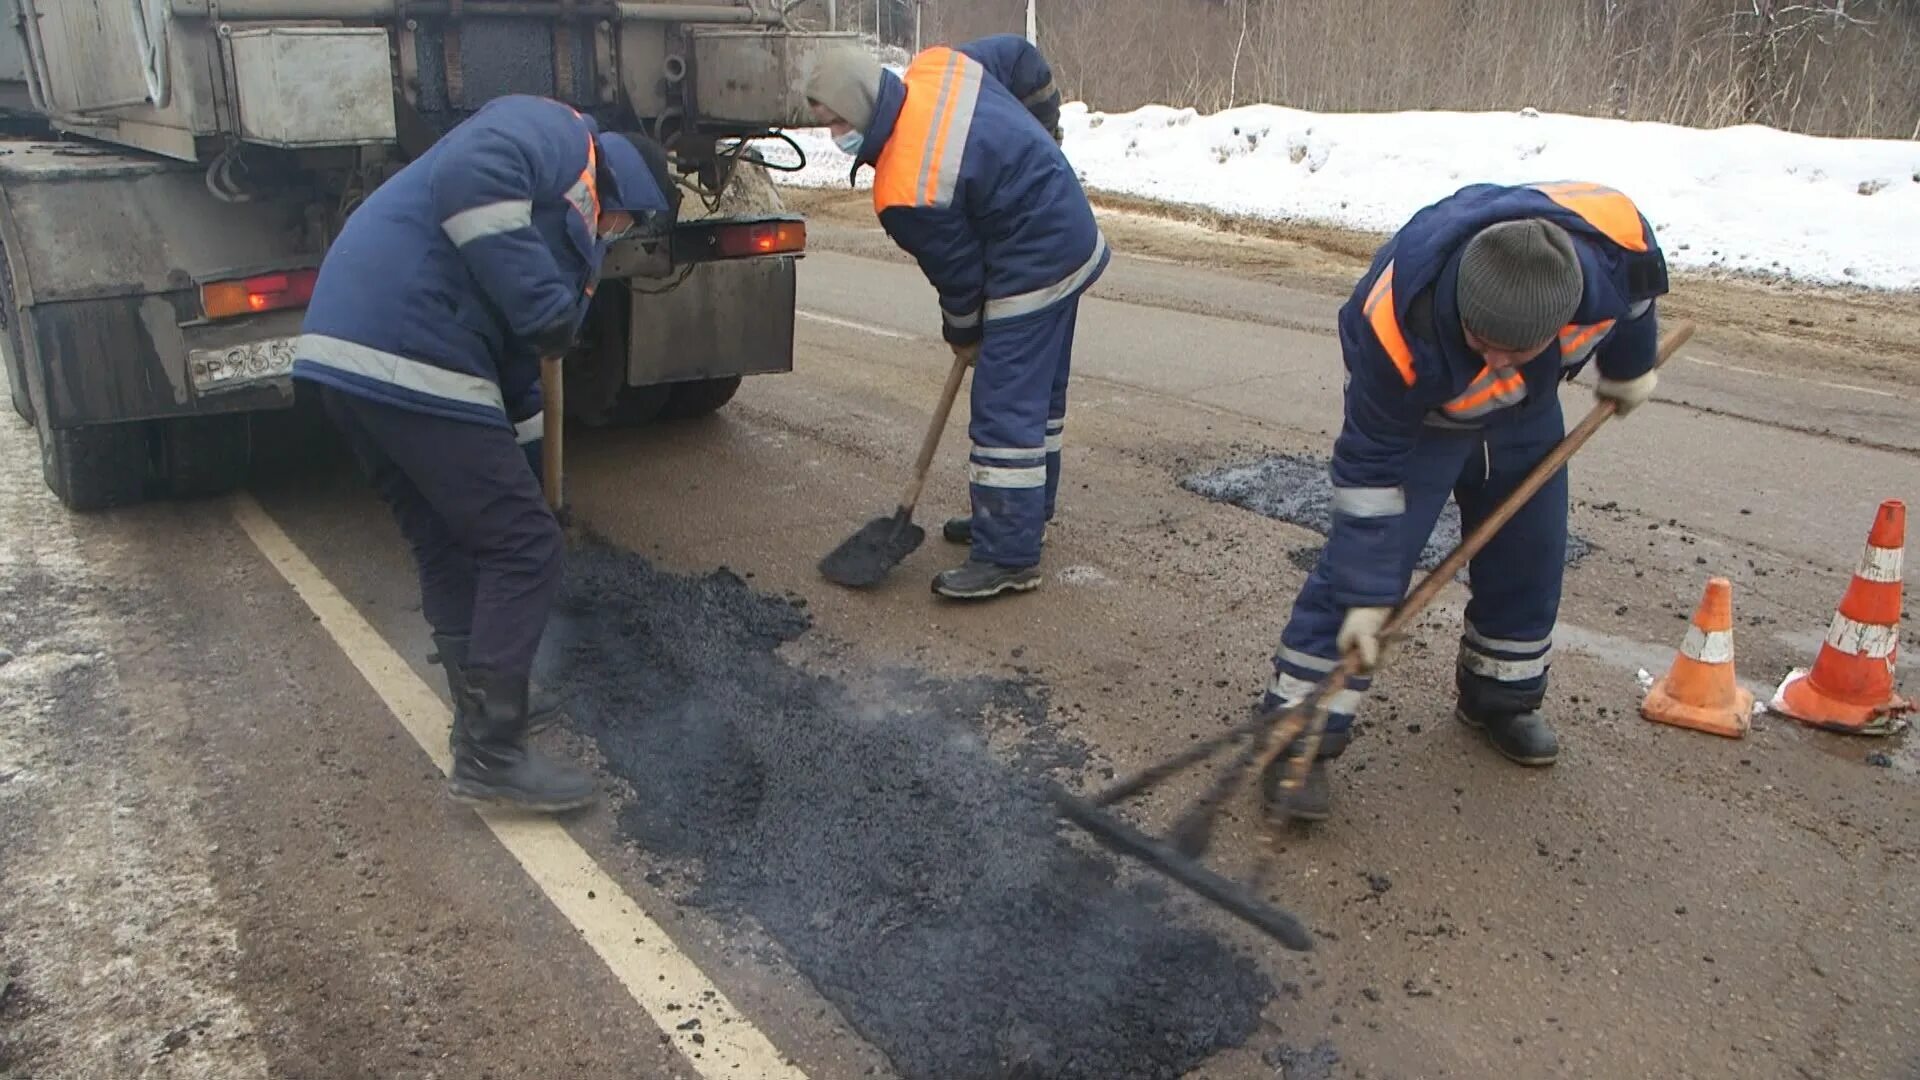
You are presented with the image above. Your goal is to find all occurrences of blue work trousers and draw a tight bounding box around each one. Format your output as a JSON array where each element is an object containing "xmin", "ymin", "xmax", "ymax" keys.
[
  {"xmin": 323, "ymin": 388, "xmax": 563, "ymax": 679},
  {"xmin": 1267, "ymin": 396, "xmax": 1570, "ymax": 735},
  {"xmin": 965, "ymin": 300, "xmax": 1079, "ymax": 568}
]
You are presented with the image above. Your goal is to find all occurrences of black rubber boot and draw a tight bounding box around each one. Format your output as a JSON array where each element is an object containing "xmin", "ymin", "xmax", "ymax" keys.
[
  {"xmin": 447, "ymin": 667, "xmax": 597, "ymax": 812},
  {"xmin": 1455, "ymin": 705, "xmax": 1559, "ymax": 766},
  {"xmin": 942, "ymin": 517, "xmax": 1048, "ymax": 546},
  {"xmin": 1261, "ymin": 727, "xmax": 1351, "ymax": 824},
  {"xmin": 431, "ymin": 634, "xmax": 561, "ymax": 735},
  {"xmin": 932, "ymin": 558, "xmax": 1042, "ymax": 599}
]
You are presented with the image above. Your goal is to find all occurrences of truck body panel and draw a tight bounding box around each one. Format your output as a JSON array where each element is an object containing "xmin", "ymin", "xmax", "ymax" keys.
[{"xmin": 0, "ymin": 0, "xmax": 837, "ymax": 509}]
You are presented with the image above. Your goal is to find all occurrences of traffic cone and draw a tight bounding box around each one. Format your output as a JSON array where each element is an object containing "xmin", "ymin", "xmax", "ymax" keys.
[
  {"xmin": 1771, "ymin": 500, "xmax": 1913, "ymax": 735},
  {"xmin": 1642, "ymin": 577, "xmax": 1755, "ymax": 738}
]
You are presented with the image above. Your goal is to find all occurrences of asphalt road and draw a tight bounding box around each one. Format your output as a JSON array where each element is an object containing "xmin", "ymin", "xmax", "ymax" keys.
[{"xmin": 1, "ymin": 205, "xmax": 1915, "ymax": 1080}]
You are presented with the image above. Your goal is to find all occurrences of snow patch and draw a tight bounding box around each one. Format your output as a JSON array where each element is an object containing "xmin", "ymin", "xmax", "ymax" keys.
[{"xmin": 781, "ymin": 100, "xmax": 1920, "ymax": 290}]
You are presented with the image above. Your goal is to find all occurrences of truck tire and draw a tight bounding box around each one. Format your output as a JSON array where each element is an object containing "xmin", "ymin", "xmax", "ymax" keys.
[
  {"xmin": 38, "ymin": 418, "xmax": 149, "ymax": 512},
  {"xmin": 3, "ymin": 337, "xmax": 29, "ymax": 425},
  {"xmin": 159, "ymin": 414, "xmax": 252, "ymax": 499},
  {"xmin": 662, "ymin": 376, "xmax": 743, "ymax": 420},
  {"xmin": 599, "ymin": 384, "xmax": 674, "ymax": 427}
]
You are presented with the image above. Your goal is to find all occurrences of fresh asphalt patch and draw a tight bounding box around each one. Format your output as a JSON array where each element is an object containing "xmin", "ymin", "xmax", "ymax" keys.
[
  {"xmin": 1182, "ymin": 453, "xmax": 1592, "ymax": 571},
  {"xmin": 543, "ymin": 542, "xmax": 1276, "ymax": 1080}
]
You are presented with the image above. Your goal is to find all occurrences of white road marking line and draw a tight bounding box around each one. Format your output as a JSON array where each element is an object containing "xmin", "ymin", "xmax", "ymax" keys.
[
  {"xmin": 229, "ymin": 494, "xmax": 807, "ymax": 1080},
  {"xmin": 797, "ymin": 309, "xmax": 913, "ymax": 339},
  {"xmin": 1686, "ymin": 355, "xmax": 1901, "ymax": 400}
]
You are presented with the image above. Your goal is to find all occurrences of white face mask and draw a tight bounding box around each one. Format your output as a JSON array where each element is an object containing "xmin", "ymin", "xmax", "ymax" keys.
[{"xmin": 833, "ymin": 129, "xmax": 865, "ymax": 156}]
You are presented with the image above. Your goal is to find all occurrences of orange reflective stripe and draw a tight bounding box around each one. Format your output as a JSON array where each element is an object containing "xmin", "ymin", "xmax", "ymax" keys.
[
  {"xmin": 1558, "ymin": 320, "xmax": 1613, "ymax": 354},
  {"xmin": 1361, "ymin": 262, "xmax": 1418, "ymax": 387},
  {"xmin": 1443, "ymin": 367, "xmax": 1527, "ymax": 415},
  {"xmin": 1531, "ymin": 181, "xmax": 1647, "ymax": 253},
  {"xmin": 874, "ymin": 48, "xmax": 975, "ymax": 211}
]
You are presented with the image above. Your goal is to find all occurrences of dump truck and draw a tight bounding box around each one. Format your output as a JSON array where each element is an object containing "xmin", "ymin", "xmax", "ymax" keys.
[{"xmin": 0, "ymin": 0, "xmax": 845, "ymax": 509}]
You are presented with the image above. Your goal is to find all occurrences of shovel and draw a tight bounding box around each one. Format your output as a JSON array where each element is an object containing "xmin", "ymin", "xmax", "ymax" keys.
[
  {"xmin": 540, "ymin": 353, "xmax": 566, "ymax": 515},
  {"xmin": 820, "ymin": 345, "xmax": 975, "ymax": 588}
]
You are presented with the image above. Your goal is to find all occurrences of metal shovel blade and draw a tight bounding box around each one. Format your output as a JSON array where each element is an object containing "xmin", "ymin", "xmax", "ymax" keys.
[{"xmin": 819, "ymin": 510, "xmax": 927, "ymax": 588}]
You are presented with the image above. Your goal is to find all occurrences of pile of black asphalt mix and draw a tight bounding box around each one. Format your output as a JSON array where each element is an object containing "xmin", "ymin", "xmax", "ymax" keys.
[
  {"xmin": 1182, "ymin": 452, "xmax": 1591, "ymax": 570},
  {"xmin": 544, "ymin": 541, "xmax": 1275, "ymax": 1080}
]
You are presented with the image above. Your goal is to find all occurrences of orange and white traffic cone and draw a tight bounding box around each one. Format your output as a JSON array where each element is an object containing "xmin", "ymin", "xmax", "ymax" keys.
[
  {"xmin": 1771, "ymin": 499, "xmax": 1913, "ymax": 735},
  {"xmin": 1643, "ymin": 577, "xmax": 1755, "ymax": 738}
]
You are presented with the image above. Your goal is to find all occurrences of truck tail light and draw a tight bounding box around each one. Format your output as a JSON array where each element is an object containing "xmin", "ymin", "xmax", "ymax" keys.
[
  {"xmin": 710, "ymin": 220, "xmax": 806, "ymax": 259},
  {"xmin": 201, "ymin": 269, "xmax": 319, "ymax": 320}
]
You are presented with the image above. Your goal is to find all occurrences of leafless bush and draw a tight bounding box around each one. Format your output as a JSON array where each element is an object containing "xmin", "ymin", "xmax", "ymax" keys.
[{"xmin": 908, "ymin": 0, "xmax": 1920, "ymax": 138}]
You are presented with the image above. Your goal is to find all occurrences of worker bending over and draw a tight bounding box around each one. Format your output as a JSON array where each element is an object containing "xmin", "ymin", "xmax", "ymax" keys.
[
  {"xmin": 807, "ymin": 37, "xmax": 1104, "ymax": 600},
  {"xmin": 1260, "ymin": 182, "xmax": 1669, "ymax": 823},
  {"xmin": 294, "ymin": 95, "xmax": 677, "ymax": 812}
]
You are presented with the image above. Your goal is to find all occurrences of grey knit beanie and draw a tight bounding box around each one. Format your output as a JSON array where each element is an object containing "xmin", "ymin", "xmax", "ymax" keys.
[
  {"xmin": 805, "ymin": 46, "xmax": 885, "ymax": 134},
  {"xmin": 1456, "ymin": 220, "xmax": 1585, "ymax": 349}
]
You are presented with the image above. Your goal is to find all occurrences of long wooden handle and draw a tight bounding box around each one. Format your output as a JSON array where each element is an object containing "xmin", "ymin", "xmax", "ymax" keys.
[
  {"xmin": 1260, "ymin": 320, "xmax": 1696, "ymax": 786},
  {"xmin": 540, "ymin": 354, "xmax": 565, "ymax": 513},
  {"xmin": 896, "ymin": 345, "xmax": 973, "ymax": 514}
]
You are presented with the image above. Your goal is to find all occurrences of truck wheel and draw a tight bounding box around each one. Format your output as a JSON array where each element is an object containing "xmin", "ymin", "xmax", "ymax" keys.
[
  {"xmin": 38, "ymin": 418, "xmax": 149, "ymax": 511},
  {"xmin": 662, "ymin": 376, "xmax": 743, "ymax": 420},
  {"xmin": 159, "ymin": 414, "xmax": 253, "ymax": 499},
  {"xmin": 3, "ymin": 343, "xmax": 29, "ymax": 425},
  {"xmin": 598, "ymin": 384, "xmax": 674, "ymax": 427}
]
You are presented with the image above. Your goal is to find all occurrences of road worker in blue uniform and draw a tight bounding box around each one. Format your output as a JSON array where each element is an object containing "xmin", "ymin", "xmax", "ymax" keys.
[
  {"xmin": 1259, "ymin": 182, "xmax": 1669, "ymax": 823},
  {"xmin": 293, "ymin": 95, "xmax": 677, "ymax": 813},
  {"xmin": 806, "ymin": 38, "xmax": 1105, "ymax": 600}
]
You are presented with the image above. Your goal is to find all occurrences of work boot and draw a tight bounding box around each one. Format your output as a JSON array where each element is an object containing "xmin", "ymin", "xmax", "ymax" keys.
[
  {"xmin": 932, "ymin": 558, "xmax": 1041, "ymax": 600},
  {"xmin": 431, "ymin": 634, "xmax": 562, "ymax": 735},
  {"xmin": 447, "ymin": 667, "xmax": 597, "ymax": 812},
  {"xmin": 1455, "ymin": 704, "xmax": 1559, "ymax": 766},
  {"xmin": 1261, "ymin": 727, "xmax": 1351, "ymax": 824},
  {"xmin": 941, "ymin": 516, "xmax": 1048, "ymax": 546}
]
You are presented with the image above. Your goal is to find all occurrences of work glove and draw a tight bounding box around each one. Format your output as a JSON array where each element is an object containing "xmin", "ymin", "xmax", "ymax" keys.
[
  {"xmin": 1595, "ymin": 370, "xmax": 1658, "ymax": 418},
  {"xmin": 1336, "ymin": 606, "xmax": 1392, "ymax": 672},
  {"xmin": 951, "ymin": 342, "xmax": 979, "ymax": 368}
]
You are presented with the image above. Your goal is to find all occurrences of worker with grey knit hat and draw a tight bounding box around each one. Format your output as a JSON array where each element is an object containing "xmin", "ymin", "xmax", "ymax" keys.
[
  {"xmin": 806, "ymin": 38, "xmax": 1106, "ymax": 601},
  {"xmin": 1249, "ymin": 182, "xmax": 1668, "ymax": 824}
]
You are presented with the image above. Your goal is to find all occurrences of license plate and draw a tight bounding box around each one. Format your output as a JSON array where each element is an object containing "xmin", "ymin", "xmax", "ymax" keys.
[{"xmin": 189, "ymin": 336, "xmax": 298, "ymax": 393}]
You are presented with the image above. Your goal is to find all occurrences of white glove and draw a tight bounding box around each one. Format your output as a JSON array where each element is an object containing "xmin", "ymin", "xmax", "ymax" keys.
[
  {"xmin": 1595, "ymin": 370, "xmax": 1659, "ymax": 417},
  {"xmin": 1337, "ymin": 606, "xmax": 1392, "ymax": 671}
]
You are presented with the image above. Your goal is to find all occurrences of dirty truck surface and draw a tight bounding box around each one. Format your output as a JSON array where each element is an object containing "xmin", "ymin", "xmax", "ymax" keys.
[{"xmin": 2, "ymin": 196, "xmax": 1917, "ymax": 1079}]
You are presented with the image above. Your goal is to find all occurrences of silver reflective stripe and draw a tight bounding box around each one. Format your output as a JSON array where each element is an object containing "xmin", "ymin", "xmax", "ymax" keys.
[
  {"xmin": 297, "ymin": 334, "xmax": 506, "ymax": 413},
  {"xmin": 1561, "ymin": 328, "xmax": 1611, "ymax": 367},
  {"xmin": 1046, "ymin": 417, "xmax": 1066, "ymax": 432},
  {"xmin": 985, "ymin": 233, "xmax": 1109, "ymax": 321},
  {"xmin": 1331, "ymin": 485, "xmax": 1405, "ymax": 519},
  {"xmin": 1279, "ymin": 648, "xmax": 1339, "ymax": 675},
  {"xmin": 1022, "ymin": 80, "xmax": 1058, "ymax": 107},
  {"xmin": 968, "ymin": 462, "xmax": 1046, "ymax": 489},
  {"xmin": 1045, "ymin": 432, "xmax": 1063, "ymax": 453},
  {"xmin": 442, "ymin": 199, "xmax": 534, "ymax": 247},
  {"xmin": 928, "ymin": 60, "xmax": 984, "ymax": 208},
  {"xmin": 1424, "ymin": 411, "xmax": 1481, "ymax": 430},
  {"xmin": 1463, "ymin": 625, "xmax": 1553, "ymax": 655},
  {"xmin": 1680, "ymin": 625, "xmax": 1735, "ymax": 664},
  {"xmin": 1859, "ymin": 544, "xmax": 1903, "ymax": 583},
  {"xmin": 970, "ymin": 444, "xmax": 1046, "ymax": 463},
  {"xmin": 1270, "ymin": 672, "xmax": 1364, "ymax": 714},
  {"xmin": 1625, "ymin": 299, "xmax": 1653, "ymax": 319},
  {"xmin": 1458, "ymin": 649, "xmax": 1551, "ymax": 681},
  {"xmin": 944, "ymin": 306, "xmax": 982, "ymax": 329},
  {"xmin": 514, "ymin": 413, "xmax": 545, "ymax": 445},
  {"xmin": 1825, "ymin": 613, "xmax": 1897, "ymax": 659},
  {"xmin": 566, "ymin": 177, "xmax": 595, "ymax": 222}
]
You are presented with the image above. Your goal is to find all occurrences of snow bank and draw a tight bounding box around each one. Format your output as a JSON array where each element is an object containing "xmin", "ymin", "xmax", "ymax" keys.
[{"xmin": 778, "ymin": 101, "xmax": 1920, "ymax": 291}]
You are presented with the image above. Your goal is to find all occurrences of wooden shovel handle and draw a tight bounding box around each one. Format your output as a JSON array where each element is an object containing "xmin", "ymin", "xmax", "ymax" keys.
[
  {"xmin": 897, "ymin": 344, "xmax": 974, "ymax": 514},
  {"xmin": 540, "ymin": 353, "xmax": 564, "ymax": 513}
]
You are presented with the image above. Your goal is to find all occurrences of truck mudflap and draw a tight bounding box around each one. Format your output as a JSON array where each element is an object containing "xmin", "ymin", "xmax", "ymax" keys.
[{"xmin": 0, "ymin": 142, "xmax": 322, "ymax": 430}]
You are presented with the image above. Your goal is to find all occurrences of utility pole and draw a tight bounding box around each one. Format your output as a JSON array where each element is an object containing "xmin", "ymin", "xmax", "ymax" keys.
[
  {"xmin": 826, "ymin": 0, "xmax": 835, "ymax": 31},
  {"xmin": 913, "ymin": 0, "xmax": 922, "ymax": 52},
  {"xmin": 1025, "ymin": 0, "xmax": 1036, "ymax": 45}
]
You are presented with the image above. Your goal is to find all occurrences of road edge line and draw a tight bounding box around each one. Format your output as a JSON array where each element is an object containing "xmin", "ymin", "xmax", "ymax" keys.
[{"xmin": 229, "ymin": 493, "xmax": 808, "ymax": 1080}]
